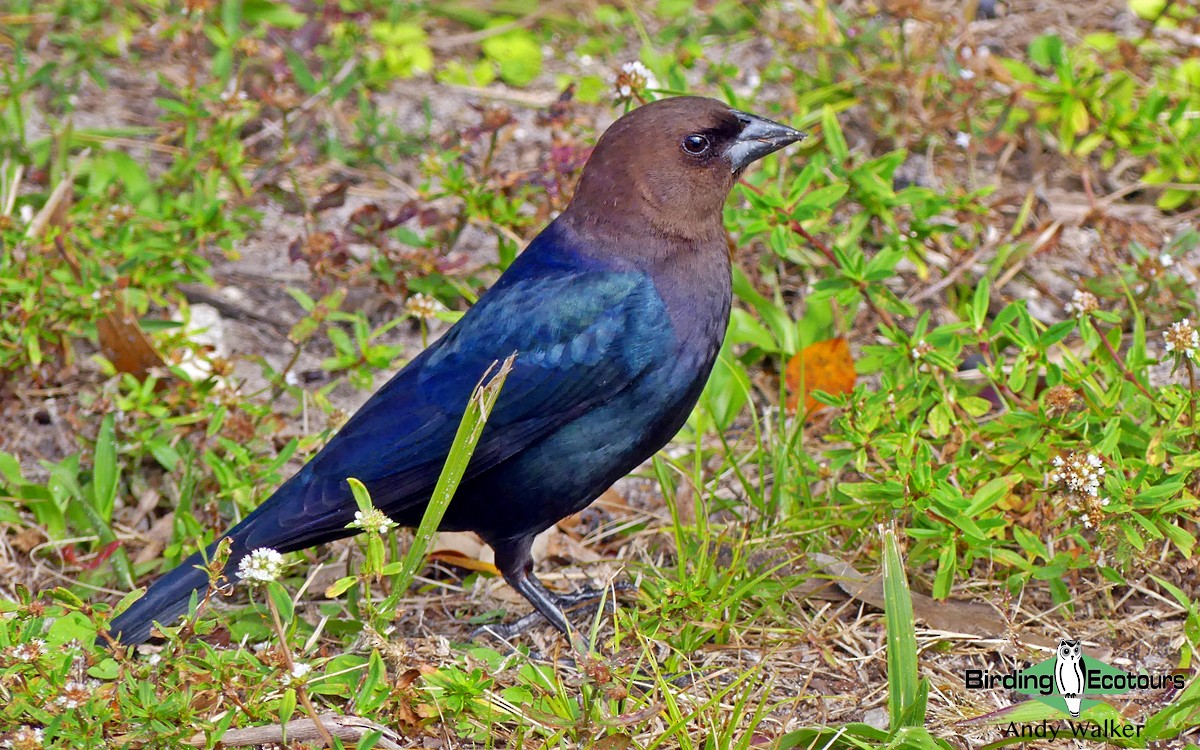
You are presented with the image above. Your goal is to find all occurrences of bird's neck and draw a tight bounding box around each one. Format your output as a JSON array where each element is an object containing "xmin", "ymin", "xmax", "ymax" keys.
[
  {"xmin": 547, "ymin": 213, "xmax": 732, "ymax": 346},
  {"xmin": 558, "ymin": 166, "xmax": 729, "ymax": 240},
  {"xmin": 554, "ymin": 206, "xmax": 727, "ymax": 268}
]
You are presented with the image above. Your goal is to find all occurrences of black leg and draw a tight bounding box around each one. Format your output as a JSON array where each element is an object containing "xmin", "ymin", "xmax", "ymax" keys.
[
  {"xmin": 475, "ymin": 535, "xmax": 589, "ymax": 650},
  {"xmin": 474, "ymin": 537, "xmax": 638, "ymax": 649},
  {"xmin": 493, "ymin": 536, "xmax": 572, "ymax": 633}
]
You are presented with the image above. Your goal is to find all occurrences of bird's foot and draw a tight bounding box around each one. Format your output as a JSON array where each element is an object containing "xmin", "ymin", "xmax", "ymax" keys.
[
  {"xmin": 551, "ymin": 580, "xmax": 635, "ymax": 609},
  {"xmin": 472, "ymin": 581, "xmax": 635, "ymax": 649}
]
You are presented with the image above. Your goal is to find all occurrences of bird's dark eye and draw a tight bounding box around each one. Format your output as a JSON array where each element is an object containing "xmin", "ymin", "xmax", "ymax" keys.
[{"xmin": 681, "ymin": 134, "xmax": 710, "ymax": 155}]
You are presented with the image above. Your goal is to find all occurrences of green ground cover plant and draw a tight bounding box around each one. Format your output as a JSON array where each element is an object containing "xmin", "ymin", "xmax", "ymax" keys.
[{"xmin": 1, "ymin": 0, "xmax": 1198, "ymax": 747}]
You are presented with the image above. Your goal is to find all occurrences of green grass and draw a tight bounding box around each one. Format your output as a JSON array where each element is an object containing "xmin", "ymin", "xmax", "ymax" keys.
[{"xmin": 2, "ymin": 0, "xmax": 1200, "ymax": 747}]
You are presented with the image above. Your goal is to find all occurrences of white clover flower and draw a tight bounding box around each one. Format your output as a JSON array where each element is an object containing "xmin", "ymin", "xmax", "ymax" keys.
[
  {"xmin": 955, "ymin": 131, "xmax": 971, "ymax": 148},
  {"xmin": 237, "ymin": 548, "xmax": 285, "ymax": 583},
  {"xmin": 621, "ymin": 61, "xmax": 657, "ymax": 87},
  {"xmin": 1049, "ymin": 451, "xmax": 1106, "ymax": 498},
  {"xmin": 55, "ymin": 680, "xmax": 98, "ymax": 709},
  {"xmin": 10, "ymin": 640, "xmax": 45, "ymax": 662},
  {"xmin": 1064, "ymin": 289, "xmax": 1099, "ymax": 318},
  {"xmin": 1164, "ymin": 320, "xmax": 1198, "ymax": 359},
  {"xmin": 615, "ymin": 61, "xmax": 658, "ymax": 99},
  {"xmin": 347, "ymin": 507, "xmax": 398, "ymax": 534},
  {"xmin": 289, "ymin": 662, "xmax": 312, "ymax": 685},
  {"xmin": 2, "ymin": 726, "xmax": 44, "ymax": 748},
  {"xmin": 404, "ymin": 293, "xmax": 443, "ymax": 321}
]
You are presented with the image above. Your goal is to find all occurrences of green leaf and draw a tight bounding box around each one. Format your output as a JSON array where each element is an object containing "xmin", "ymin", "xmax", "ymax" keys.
[
  {"xmin": 266, "ymin": 580, "xmax": 294, "ymax": 623},
  {"xmin": 796, "ymin": 184, "xmax": 849, "ymax": 212},
  {"xmin": 821, "ymin": 106, "xmax": 849, "ymax": 164},
  {"xmin": 285, "ymin": 48, "xmax": 318, "ymax": 94},
  {"xmin": 243, "ymin": 0, "xmax": 307, "ymax": 29},
  {"xmin": 93, "ymin": 414, "xmax": 118, "ymax": 522},
  {"xmin": 347, "ymin": 477, "xmax": 373, "ymax": 515},
  {"xmin": 279, "ymin": 688, "xmax": 297, "ymax": 729},
  {"xmin": 971, "ymin": 278, "xmax": 990, "ymax": 330},
  {"xmin": 932, "ymin": 537, "xmax": 957, "ymax": 599},
  {"xmin": 966, "ymin": 475, "xmax": 1017, "ymax": 515},
  {"xmin": 326, "ymin": 576, "xmax": 358, "ymax": 598},
  {"xmin": 883, "ymin": 527, "xmax": 924, "ymax": 728},
  {"xmin": 383, "ymin": 356, "xmax": 514, "ymax": 611},
  {"xmin": 480, "ymin": 30, "xmax": 543, "ymax": 87}
]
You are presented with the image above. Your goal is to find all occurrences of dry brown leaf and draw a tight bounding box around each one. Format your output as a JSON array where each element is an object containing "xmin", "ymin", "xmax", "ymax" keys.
[
  {"xmin": 810, "ymin": 553, "xmax": 1055, "ymax": 648},
  {"xmin": 96, "ymin": 297, "xmax": 166, "ymax": 378},
  {"xmin": 785, "ymin": 337, "xmax": 856, "ymax": 416},
  {"xmin": 544, "ymin": 527, "xmax": 602, "ymax": 564}
]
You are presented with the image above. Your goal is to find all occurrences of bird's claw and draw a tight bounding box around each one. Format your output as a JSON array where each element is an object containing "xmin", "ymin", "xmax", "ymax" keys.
[
  {"xmin": 472, "ymin": 581, "xmax": 635, "ymax": 648},
  {"xmin": 471, "ymin": 610, "xmax": 546, "ymax": 644}
]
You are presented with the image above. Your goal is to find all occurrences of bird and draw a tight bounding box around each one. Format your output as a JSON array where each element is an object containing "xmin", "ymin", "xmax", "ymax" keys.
[
  {"xmin": 1054, "ymin": 638, "xmax": 1085, "ymax": 717},
  {"xmin": 103, "ymin": 95, "xmax": 805, "ymax": 647}
]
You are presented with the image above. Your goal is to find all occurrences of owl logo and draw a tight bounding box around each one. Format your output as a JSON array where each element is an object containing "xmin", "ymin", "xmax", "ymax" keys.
[{"xmin": 1054, "ymin": 639, "xmax": 1085, "ymax": 717}]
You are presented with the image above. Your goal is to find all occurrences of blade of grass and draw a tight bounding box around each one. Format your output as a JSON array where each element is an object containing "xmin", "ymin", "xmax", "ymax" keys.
[
  {"xmin": 882, "ymin": 524, "xmax": 924, "ymax": 731},
  {"xmin": 382, "ymin": 354, "xmax": 515, "ymax": 608}
]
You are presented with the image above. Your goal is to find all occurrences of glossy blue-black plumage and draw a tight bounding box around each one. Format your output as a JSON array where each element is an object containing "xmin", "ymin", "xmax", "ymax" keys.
[
  {"xmin": 105, "ymin": 96, "xmax": 803, "ymax": 646},
  {"xmin": 107, "ymin": 218, "xmax": 726, "ymax": 644}
]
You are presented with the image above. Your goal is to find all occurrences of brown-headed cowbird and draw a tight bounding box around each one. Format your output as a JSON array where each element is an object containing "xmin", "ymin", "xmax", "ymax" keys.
[{"xmin": 104, "ymin": 96, "xmax": 804, "ymax": 647}]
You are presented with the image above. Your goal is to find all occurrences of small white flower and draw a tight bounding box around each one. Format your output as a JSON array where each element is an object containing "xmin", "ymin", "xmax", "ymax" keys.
[
  {"xmin": 1064, "ymin": 289, "xmax": 1099, "ymax": 318},
  {"xmin": 621, "ymin": 61, "xmax": 657, "ymax": 86},
  {"xmin": 1159, "ymin": 253, "xmax": 1175, "ymax": 268},
  {"xmin": 910, "ymin": 339, "xmax": 932, "ymax": 360},
  {"xmin": 347, "ymin": 507, "xmax": 398, "ymax": 535},
  {"xmin": 404, "ymin": 293, "xmax": 443, "ymax": 321},
  {"xmin": 289, "ymin": 662, "xmax": 312, "ymax": 685},
  {"xmin": 17, "ymin": 641, "xmax": 46, "ymax": 661},
  {"xmin": 1164, "ymin": 320, "xmax": 1199, "ymax": 359},
  {"xmin": 238, "ymin": 548, "xmax": 285, "ymax": 583},
  {"xmin": 959, "ymin": 68, "xmax": 976, "ymax": 80},
  {"xmin": 955, "ymin": 131, "xmax": 971, "ymax": 148},
  {"xmin": 1049, "ymin": 451, "xmax": 1106, "ymax": 498},
  {"xmin": 10, "ymin": 640, "xmax": 45, "ymax": 662},
  {"xmin": 3, "ymin": 726, "xmax": 44, "ymax": 748},
  {"xmin": 55, "ymin": 680, "xmax": 98, "ymax": 709},
  {"xmin": 19, "ymin": 204, "xmax": 33, "ymax": 225},
  {"xmin": 615, "ymin": 61, "xmax": 658, "ymax": 99}
]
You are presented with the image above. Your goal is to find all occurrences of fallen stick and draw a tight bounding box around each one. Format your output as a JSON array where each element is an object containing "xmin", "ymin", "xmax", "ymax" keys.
[{"xmin": 186, "ymin": 713, "xmax": 405, "ymax": 749}]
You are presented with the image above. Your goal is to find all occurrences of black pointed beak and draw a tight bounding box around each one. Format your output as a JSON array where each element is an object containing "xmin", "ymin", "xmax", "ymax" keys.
[{"xmin": 725, "ymin": 110, "xmax": 806, "ymax": 173}]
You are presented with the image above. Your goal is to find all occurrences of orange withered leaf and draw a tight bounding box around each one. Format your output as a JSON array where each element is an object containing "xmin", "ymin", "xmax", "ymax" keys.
[
  {"xmin": 785, "ymin": 337, "xmax": 856, "ymax": 416},
  {"xmin": 96, "ymin": 298, "xmax": 166, "ymax": 378}
]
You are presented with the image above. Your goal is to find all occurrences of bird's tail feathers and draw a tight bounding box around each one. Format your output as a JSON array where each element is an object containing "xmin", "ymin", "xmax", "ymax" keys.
[
  {"xmin": 102, "ymin": 474, "xmax": 355, "ymax": 647},
  {"xmin": 102, "ymin": 545, "xmax": 229, "ymax": 646}
]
